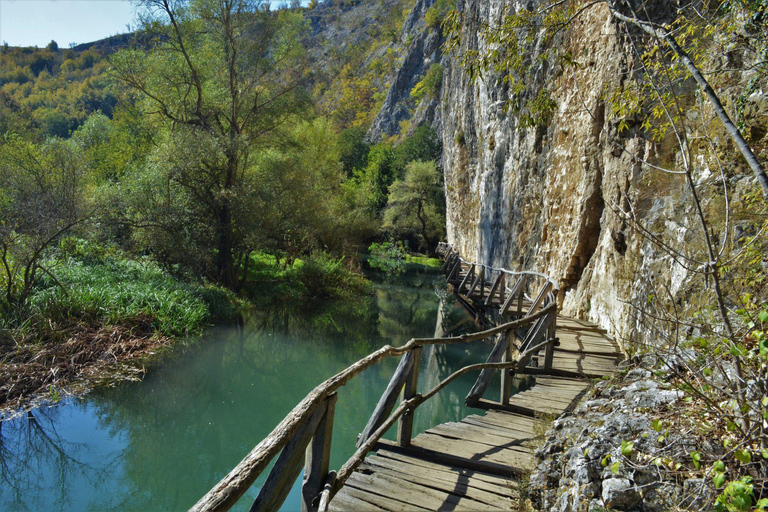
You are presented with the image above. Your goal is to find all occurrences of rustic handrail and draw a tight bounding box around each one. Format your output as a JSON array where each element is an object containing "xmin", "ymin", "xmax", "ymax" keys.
[
  {"xmin": 437, "ymin": 243, "xmax": 560, "ymax": 404},
  {"xmin": 191, "ymin": 304, "xmax": 556, "ymax": 512},
  {"xmin": 317, "ymin": 335, "xmax": 559, "ymax": 512},
  {"xmin": 437, "ymin": 242, "xmax": 559, "ymax": 291},
  {"xmin": 191, "ymin": 244, "xmax": 561, "ymax": 512}
]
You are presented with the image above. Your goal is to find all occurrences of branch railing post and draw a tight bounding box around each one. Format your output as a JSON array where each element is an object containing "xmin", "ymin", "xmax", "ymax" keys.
[
  {"xmin": 543, "ymin": 315, "xmax": 556, "ymax": 371},
  {"xmin": 458, "ymin": 263, "xmax": 475, "ymax": 293},
  {"xmin": 397, "ymin": 346, "xmax": 422, "ymax": 447},
  {"xmin": 500, "ymin": 331, "xmax": 513, "ymax": 404},
  {"xmin": 301, "ymin": 393, "xmax": 337, "ymax": 512},
  {"xmin": 251, "ymin": 399, "xmax": 331, "ymax": 512}
]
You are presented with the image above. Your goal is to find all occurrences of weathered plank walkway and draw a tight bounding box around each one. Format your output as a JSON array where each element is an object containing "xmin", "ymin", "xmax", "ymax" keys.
[
  {"xmin": 191, "ymin": 244, "xmax": 624, "ymax": 512},
  {"xmin": 329, "ymin": 312, "xmax": 622, "ymax": 511}
]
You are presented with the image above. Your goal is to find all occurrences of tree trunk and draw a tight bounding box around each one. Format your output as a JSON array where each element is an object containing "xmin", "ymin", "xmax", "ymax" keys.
[{"xmin": 217, "ymin": 204, "xmax": 237, "ymax": 290}]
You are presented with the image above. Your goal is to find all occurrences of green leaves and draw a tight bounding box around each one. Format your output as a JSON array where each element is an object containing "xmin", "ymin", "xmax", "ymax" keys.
[
  {"xmin": 734, "ymin": 449, "xmax": 752, "ymax": 464},
  {"xmin": 690, "ymin": 451, "xmax": 701, "ymax": 470},
  {"xmin": 620, "ymin": 441, "xmax": 634, "ymax": 457},
  {"xmin": 610, "ymin": 461, "xmax": 621, "ymax": 475}
]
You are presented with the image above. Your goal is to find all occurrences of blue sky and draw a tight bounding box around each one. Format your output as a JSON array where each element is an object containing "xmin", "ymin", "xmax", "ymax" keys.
[{"xmin": 0, "ymin": 0, "xmax": 310, "ymax": 48}]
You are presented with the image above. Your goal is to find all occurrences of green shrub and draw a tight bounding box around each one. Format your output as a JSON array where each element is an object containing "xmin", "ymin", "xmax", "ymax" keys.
[
  {"xmin": 29, "ymin": 241, "xmax": 242, "ymax": 336},
  {"xmin": 425, "ymin": 0, "xmax": 455, "ymax": 29},
  {"xmin": 410, "ymin": 63, "xmax": 444, "ymax": 102},
  {"xmin": 295, "ymin": 252, "xmax": 371, "ymax": 300}
]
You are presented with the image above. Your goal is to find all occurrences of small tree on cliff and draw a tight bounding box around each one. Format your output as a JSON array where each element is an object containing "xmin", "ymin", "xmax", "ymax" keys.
[{"xmin": 111, "ymin": 0, "xmax": 309, "ymax": 290}]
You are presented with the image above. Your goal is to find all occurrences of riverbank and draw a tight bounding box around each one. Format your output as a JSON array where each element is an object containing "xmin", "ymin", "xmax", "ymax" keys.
[{"xmin": 0, "ymin": 242, "xmax": 371, "ymax": 415}]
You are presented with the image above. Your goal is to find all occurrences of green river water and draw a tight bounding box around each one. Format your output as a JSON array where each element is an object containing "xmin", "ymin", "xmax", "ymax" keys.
[{"xmin": 0, "ymin": 263, "xmax": 506, "ymax": 511}]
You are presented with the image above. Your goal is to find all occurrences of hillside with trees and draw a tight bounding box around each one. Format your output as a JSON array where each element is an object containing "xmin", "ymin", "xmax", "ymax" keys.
[{"xmin": 0, "ymin": 0, "xmax": 446, "ymax": 411}]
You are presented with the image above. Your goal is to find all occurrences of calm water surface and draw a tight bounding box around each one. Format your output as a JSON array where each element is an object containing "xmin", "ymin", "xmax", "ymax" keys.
[{"xmin": 0, "ymin": 263, "xmax": 504, "ymax": 511}]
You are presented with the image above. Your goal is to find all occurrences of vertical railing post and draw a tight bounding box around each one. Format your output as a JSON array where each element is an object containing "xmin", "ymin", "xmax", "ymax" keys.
[
  {"xmin": 397, "ymin": 347, "xmax": 422, "ymax": 447},
  {"xmin": 516, "ymin": 276, "xmax": 528, "ymax": 315},
  {"xmin": 500, "ymin": 332, "xmax": 513, "ymax": 404},
  {"xmin": 543, "ymin": 312, "xmax": 556, "ymax": 371},
  {"xmin": 301, "ymin": 393, "xmax": 338, "ymax": 512},
  {"xmin": 458, "ymin": 264, "xmax": 475, "ymax": 294}
]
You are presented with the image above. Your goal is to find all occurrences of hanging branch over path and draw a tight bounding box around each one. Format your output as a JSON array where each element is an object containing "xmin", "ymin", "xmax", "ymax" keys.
[{"xmin": 608, "ymin": 6, "xmax": 768, "ymax": 199}]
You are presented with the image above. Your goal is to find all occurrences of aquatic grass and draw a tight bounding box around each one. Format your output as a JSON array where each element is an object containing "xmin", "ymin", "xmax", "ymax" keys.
[
  {"xmin": 405, "ymin": 254, "xmax": 442, "ymax": 267},
  {"xmin": 29, "ymin": 256, "xmax": 239, "ymax": 337},
  {"xmin": 244, "ymin": 251, "xmax": 371, "ymax": 306}
]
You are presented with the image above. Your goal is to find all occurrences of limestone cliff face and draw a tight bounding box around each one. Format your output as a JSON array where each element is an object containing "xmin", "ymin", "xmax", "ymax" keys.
[
  {"xmin": 440, "ymin": 0, "xmax": 648, "ymax": 341},
  {"xmin": 374, "ymin": 0, "xmax": 766, "ymax": 343}
]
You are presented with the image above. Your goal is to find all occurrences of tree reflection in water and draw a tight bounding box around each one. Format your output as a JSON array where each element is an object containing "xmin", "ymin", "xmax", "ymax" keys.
[{"xmin": 0, "ymin": 407, "xmax": 123, "ymax": 511}]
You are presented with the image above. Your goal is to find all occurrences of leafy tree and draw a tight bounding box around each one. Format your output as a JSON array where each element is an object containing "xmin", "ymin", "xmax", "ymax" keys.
[
  {"xmin": 249, "ymin": 118, "xmax": 347, "ymax": 264},
  {"xmin": 383, "ymin": 160, "xmax": 445, "ymax": 254},
  {"xmin": 392, "ymin": 124, "xmax": 441, "ymax": 175},
  {"xmin": 338, "ymin": 126, "xmax": 370, "ymax": 176},
  {"xmin": 350, "ymin": 142, "xmax": 396, "ymax": 214},
  {"xmin": 111, "ymin": 0, "xmax": 310, "ymax": 290},
  {"xmin": 0, "ymin": 136, "xmax": 89, "ymax": 315}
]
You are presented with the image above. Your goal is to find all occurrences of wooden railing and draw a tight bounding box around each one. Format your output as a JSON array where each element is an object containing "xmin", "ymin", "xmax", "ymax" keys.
[
  {"xmin": 437, "ymin": 242, "xmax": 560, "ymax": 405},
  {"xmin": 190, "ymin": 246, "xmax": 560, "ymax": 512}
]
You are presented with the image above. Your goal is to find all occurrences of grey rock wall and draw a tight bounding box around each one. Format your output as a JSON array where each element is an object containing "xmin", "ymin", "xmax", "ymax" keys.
[{"xmin": 440, "ymin": 0, "xmax": 647, "ymax": 342}]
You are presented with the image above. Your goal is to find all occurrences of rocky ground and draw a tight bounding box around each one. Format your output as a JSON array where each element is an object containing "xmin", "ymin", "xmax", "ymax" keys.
[{"xmin": 529, "ymin": 356, "xmax": 723, "ymax": 511}]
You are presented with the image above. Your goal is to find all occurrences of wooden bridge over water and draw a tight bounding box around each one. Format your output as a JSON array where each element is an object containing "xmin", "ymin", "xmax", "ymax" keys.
[{"xmin": 191, "ymin": 244, "xmax": 623, "ymax": 512}]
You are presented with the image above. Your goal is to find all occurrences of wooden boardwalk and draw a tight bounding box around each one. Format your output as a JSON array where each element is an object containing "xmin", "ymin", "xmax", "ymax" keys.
[
  {"xmin": 330, "ymin": 314, "xmax": 622, "ymax": 511},
  {"xmin": 191, "ymin": 244, "xmax": 624, "ymax": 512}
]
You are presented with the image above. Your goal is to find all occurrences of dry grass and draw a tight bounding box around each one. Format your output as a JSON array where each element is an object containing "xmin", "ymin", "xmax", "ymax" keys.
[{"xmin": 0, "ymin": 318, "xmax": 173, "ymax": 413}]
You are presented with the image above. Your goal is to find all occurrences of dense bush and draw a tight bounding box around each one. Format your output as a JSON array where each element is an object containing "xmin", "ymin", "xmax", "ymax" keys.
[{"xmin": 27, "ymin": 240, "xmax": 242, "ymax": 336}]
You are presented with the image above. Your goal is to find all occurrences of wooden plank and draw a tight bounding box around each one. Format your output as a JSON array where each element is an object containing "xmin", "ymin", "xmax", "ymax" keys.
[
  {"xmin": 375, "ymin": 439, "xmax": 521, "ymax": 478},
  {"xmin": 411, "ymin": 433, "xmax": 534, "ymax": 470},
  {"xmin": 458, "ymin": 417, "xmax": 541, "ymax": 440},
  {"xmin": 477, "ymin": 412, "xmax": 542, "ymax": 432},
  {"xmin": 374, "ymin": 450, "xmax": 518, "ymax": 489},
  {"xmin": 474, "ymin": 398, "xmax": 572, "ymax": 418},
  {"xmin": 327, "ymin": 489, "xmax": 389, "ymax": 512},
  {"xmin": 426, "ymin": 423, "xmax": 539, "ymax": 451},
  {"xmin": 334, "ymin": 484, "xmax": 415, "ymax": 511},
  {"xmin": 360, "ymin": 459, "xmax": 516, "ymax": 508},
  {"xmin": 365, "ymin": 454, "xmax": 518, "ymax": 498},
  {"xmin": 251, "ymin": 400, "xmax": 329, "ymax": 512},
  {"xmin": 302, "ymin": 393, "xmax": 337, "ymax": 512},
  {"xmin": 346, "ymin": 468, "xmax": 491, "ymax": 511}
]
